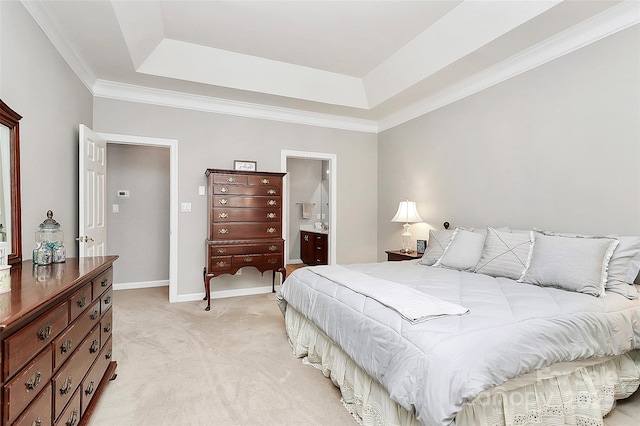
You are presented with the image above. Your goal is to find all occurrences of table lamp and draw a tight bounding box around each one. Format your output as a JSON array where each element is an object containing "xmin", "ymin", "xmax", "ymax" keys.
[{"xmin": 391, "ymin": 200, "xmax": 423, "ymax": 253}]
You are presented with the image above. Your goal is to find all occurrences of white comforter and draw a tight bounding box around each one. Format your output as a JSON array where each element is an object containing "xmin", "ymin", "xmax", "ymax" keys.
[{"xmin": 279, "ymin": 260, "xmax": 640, "ymax": 426}]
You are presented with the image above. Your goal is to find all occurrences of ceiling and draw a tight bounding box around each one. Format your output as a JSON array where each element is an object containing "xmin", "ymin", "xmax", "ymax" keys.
[{"xmin": 23, "ymin": 0, "xmax": 639, "ymax": 132}]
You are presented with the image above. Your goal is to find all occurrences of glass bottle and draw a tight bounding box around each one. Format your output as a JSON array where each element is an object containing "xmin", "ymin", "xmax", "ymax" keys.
[{"xmin": 35, "ymin": 210, "xmax": 65, "ymax": 264}]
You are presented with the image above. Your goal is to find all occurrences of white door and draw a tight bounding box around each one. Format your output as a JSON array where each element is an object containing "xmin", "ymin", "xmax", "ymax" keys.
[{"xmin": 78, "ymin": 125, "xmax": 107, "ymax": 257}]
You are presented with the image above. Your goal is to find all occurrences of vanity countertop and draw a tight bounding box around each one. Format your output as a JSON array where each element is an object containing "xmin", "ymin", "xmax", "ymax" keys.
[{"xmin": 300, "ymin": 225, "xmax": 329, "ymax": 235}]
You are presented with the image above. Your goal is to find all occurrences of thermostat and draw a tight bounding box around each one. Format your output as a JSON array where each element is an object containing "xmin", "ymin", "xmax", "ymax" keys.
[{"xmin": 117, "ymin": 190, "xmax": 130, "ymax": 198}]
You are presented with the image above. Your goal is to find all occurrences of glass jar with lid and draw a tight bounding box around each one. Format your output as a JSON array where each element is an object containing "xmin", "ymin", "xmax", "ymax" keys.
[{"xmin": 34, "ymin": 210, "xmax": 66, "ymax": 264}]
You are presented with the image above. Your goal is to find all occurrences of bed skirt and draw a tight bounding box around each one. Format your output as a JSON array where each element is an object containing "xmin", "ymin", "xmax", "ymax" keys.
[{"xmin": 284, "ymin": 305, "xmax": 640, "ymax": 426}]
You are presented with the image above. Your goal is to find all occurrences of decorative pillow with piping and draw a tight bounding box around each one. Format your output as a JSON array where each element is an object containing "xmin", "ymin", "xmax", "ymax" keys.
[
  {"xmin": 537, "ymin": 229, "xmax": 640, "ymax": 299},
  {"xmin": 419, "ymin": 229, "xmax": 455, "ymax": 266},
  {"xmin": 434, "ymin": 228, "xmax": 486, "ymax": 272},
  {"xmin": 519, "ymin": 232, "xmax": 619, "ymax": 297},
  {"xmin": 474, "ymin": 227, "xmax": 533, "ymax": 280}
]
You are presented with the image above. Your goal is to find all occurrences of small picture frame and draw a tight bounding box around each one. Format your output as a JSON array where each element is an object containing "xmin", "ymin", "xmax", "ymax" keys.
[
  {"xmin": 234, "ymin": 160, "xmax": 257, "ymax": 172},
  {"xmin": 417, "ymin": 239, "xmax": 427, "ymax": 254}
]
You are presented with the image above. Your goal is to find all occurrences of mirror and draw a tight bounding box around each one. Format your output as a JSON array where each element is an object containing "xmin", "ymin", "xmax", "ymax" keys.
[{"xmin": 0, "ymin": 99, "xmax": 22, "ymax": 264}]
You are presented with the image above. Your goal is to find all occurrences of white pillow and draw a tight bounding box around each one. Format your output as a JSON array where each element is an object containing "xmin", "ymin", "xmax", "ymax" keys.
[
  {"xmin": 474, "ymin": 227, "xmax": 533, "ymax": 280},
  {"xmin": 434, "ymin": 228, "xmax": 486, "ymax": 272},
  {"xmin": 419, "ymin": 229, "xmax": 455, "ymax": 266},
  {"xmin": 519, "ymin": 232, "xmax": 619, "ymax": 297}
]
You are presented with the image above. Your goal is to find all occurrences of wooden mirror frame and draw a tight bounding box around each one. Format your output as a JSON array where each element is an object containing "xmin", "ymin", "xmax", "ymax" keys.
[{"xmin": 0, "ymin": 99, "xmax": 22, "ymax": 264}]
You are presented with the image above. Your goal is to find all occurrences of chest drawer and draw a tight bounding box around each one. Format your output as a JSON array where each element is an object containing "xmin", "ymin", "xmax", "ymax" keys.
[
  {"xmin": 101, "ymin": 309, "xmax": 113, "ymax": 348},
  {"xmin": 12, "ymin": 383, "xmax": 52, "ymax": 426},
  {"xmin": 212, "ymin": 208, "xmax": 280, "ymax": 223},
  {"xmin": 100, "ymin": 289, "xmax": 113, "ymax": 315},
  {"xmin": 92, "ymin": 268, "xmax": 113, "ymax": 301},
  {"xmin": 208, "ymin": 256, "xmax": 233, "ymax": 273},
  {"xmin": 208, "ymin": 241, "xmax": 283, "ymax": 256},
  {"xmin": 53, "ymin": 299, "xmax": 100, "ymax": 370},
  {"xmin": 81, "ymin": 336, "xmax": 112, "ymax": 416},
  {"xmin": 69, "ymin": 283, "xmax": 92, "ymax": 322},
  {"xmin": 212, "ymin": 223, "xmax": 281, "ymax": 239},
  {"xmin": 54, "ymin": 386, "xmax": 80, "ymax": 426},
  {"xmin": 52, "ymin": 326, "xmax": 100, "ymax": 419},
  {"xmin": 212, "ymin": 174, "xmax": 248, "ymax": 185},
  {"xmin": 247, "ymin": 175, "xmax": 281, "ymax": 187},
  {"xmin": 4, "ymin": 346, "xmax": 53, "ymax": 424},
  {"xmin": 213, "ymin": 184, "xmax": 280, "ymax": 196},
  {"xmin": 213, "ymin": 195, "xmax": 280, "ymax": 209},
  {"xmin": 4, "ymin": 302, "xmax": 68, "ymax": 380}
]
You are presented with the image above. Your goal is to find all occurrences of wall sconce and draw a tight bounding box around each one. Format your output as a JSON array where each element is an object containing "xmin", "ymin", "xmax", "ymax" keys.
[{"xmin": 391, "ymin": 199, "xmax": 423, "ymax": 253}]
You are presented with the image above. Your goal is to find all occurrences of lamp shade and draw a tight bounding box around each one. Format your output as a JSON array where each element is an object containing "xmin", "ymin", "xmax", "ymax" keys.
[{"xmin": 391, "ymin": 200, "xmax": 423, "ymax": 223}]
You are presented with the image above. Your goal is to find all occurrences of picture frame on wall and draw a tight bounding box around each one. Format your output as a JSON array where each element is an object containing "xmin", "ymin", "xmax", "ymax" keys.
[{"xmin": 234, "ymin": 160, "xmax": 257, "ymax": 172}]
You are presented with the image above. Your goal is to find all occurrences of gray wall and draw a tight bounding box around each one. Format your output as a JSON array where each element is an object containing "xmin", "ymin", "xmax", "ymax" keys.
[
  {"xmin": 93, "ymin": 99, "xmax": 378, "ymax": 296},
  {"xmin": 106, "ymin": 144, "xmax": 170, "ymax": 284},
  {"xmin": 378, "ymin": 25, "xmax": 640, "ymax": 260},
  {"xmin": 1, "ymin": 1, "xmax": 93, "ymax": 260}
]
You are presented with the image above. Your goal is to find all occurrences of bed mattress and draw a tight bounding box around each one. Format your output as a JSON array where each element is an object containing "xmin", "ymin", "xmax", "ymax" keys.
[{"xmin": 279, "ymin": 260, "xmax": 640, "ymax": 426}]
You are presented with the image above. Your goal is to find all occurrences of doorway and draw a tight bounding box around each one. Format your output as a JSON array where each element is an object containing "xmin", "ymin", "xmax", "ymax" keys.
[
  {"xmin": 97, "ymin": 132, "xmax": 179, "ymax": 303},
  {"xmin": 281, "ymin": 150, "xmax": 337, "ymax": 266}
]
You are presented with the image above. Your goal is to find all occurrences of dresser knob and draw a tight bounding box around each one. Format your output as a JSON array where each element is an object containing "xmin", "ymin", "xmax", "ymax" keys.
[
  {"xmin": 37, "ymin": 324, "xmax": 52, "ymax": 341},
  {"xmin": 217, "ymin": 248, "xmax": 227, "ymax": 254},
  {"xmin": 90, "ymin": 309, "xmax": 99, "ymax": 320},
  {"xmin": 219, "ymin": 213, "xmax": 229, "ymax": 218},
  {"xmin": 218, "ymin": 228, "xmax": 229, "ymax": 234},
  {"xmin": 90, "ymin": 339, "xmax": 100, "ymax": 354},
  {"xmin": 219, "ymin": 199, "xmax": 228, "ymax": 205},
  {"xmin": 60, "ymin": 377, "xmax": 73, "ymax": 395},
  {"xmin": 268, "ymin": 245, "xmax": 277, "ymax": 251},
  {"xmin": 267, "ymin": 200, "xmax": 277, "ymax": 206},
  {"xmin": 244, "ymin": 257, "xmax": 253, "ymax": 263},
  {"xmin": 261, "ymin": 178, "xmax": 269, "ymax": 184},
  {"xmin": 32, "ymin": 418, "xmax": 42, "ymax": 426},
  {"xmin": 104, "ymin": 323, "xmax": 112, "ymax": 333},
  {"xmin": 26, "ymin": 371, "xmax": 42, "ymax": 390},
  {"xmin": 227, "ymin": 177, "xmax": 235, "ymax": 183},
  {"xmin": 65, "ymin": 410, "xmax": 78, "ymax": 426},
  {"xmin": 221, "ymin": 187, "xmax": 228, "ymax": 193},
  {"xmin": 77, "ymin": 296, "xmax": 87, "ymax": 308},
  {"xmin": 216, "ymin": 261, "xmax": 227, "ymax": 268},
  {"xmin": 61, "ymin": 338, "xmax": 73, "ymax": 354},
  {"xmin": 268, "ymin": 258, "xmax": 278, "ymax": 264},
  {"xmin": 85, "ymin": 381, "xmax": 95, "ymax": 396},
  {"xmin": 267, "ymin": 227, "xmax": 276, "ymax": 234},
  {"xmin": 267, "ymin": 189, "xmax": 276, "ymax": 195}
]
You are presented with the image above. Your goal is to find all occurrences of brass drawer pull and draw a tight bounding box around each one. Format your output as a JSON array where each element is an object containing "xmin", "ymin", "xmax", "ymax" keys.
[
  {"xmin": 104, "ymin": 296, "xmax": 112, "ymax": 306},
  {"xmin": 218, "ymin": 228, "xmax": 229, "ymax": 234},
  {"xmin": 101, "ymin": 278, "xmax": 109, "ymax": 287},
  {"xmin": 216, "ymin": 261, "xmax": 227, "ymax": 268},
  {"xmin": 219, "ymin": 198, "xmax": 228, "ymax": 205},
  {"xmin": 227, "ymin": 177, "xmax": 235, "ymax": 183},
  {"xmin": 26, "ymin": 371, "xmax": 42, "ymax": 390},
  {"xmin": 266, "ymin": 227, "xmax": 276, "ymax": 234},
  {"xmin": 66, "ymin": 410, "xmax": 78, "ymax": 426},
  {"xmin": 266, "ymin": 212, "xmax": 276, "ymax": 219},
  {"xmin": 61, "ymin": 338, "xmax": 73, "ymax": 354},
  {"xmin": 304, "ymin": 235, "xmax": 309, "ymax": 242},
  {"xmin": 106, "ymin": 350, "xmax": 113, "ymax": 360},
  {"xmin": 244, "ymin": 257, "xmax": 254, "ymax": 263},
  {"xmin": 60, "ymin": 377, "xmax": 73, "ymax": 395},
  {"xmin": 268, "ymin": 258, "xmax": 278, "ymax": 264},
  {"xmin": 90, "ymin": 339, "xmax": 100, "ymax": 354},
  {"xmin": 268, "ymin": 245, "xmax": 278, "ymax": 251},
  {"xmin": 267, "ymin": 189, "xmax": 276, "ymax": 195},
  {"xmin": 221, "ymin": 187, "xmax": 228, "ymax": 193},
  {"xmin": 261, "ymin": 178, "xmax": 269, "ymax": 184},
  {"xmin": 90, "ymin": 309, "xmax": 99, "ymax": 321},
  {"xmin": 219, "ymin": 212, "xmax": 229, "ymax": 218},
  {"xmin": 216, "ymin": 248, "xmax": 227, "ymax": 254},
  {"xmin": 104, "ymin": 323, "xmax": 112, "ymax": 333},
  {"xmin": 32, "ymin": 418, "xmax": 42, "ymax": 426},
  {"xmin": 77, "ymin": 296, "xmax": 87, "ymax": 308},
  {"xmin": 267, "ymin": 200, "xmax": 277, "ymax": 206},
  {"xmin": 37, "ymin": 324, "xmax": 52, "ymax": 341},
  {"xmin": 85, "ymin": 381, "xmax": 95, "ymax": 396}
]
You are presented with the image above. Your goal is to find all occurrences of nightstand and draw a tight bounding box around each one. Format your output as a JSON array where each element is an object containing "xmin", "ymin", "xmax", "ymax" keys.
[{"xmin": 385, "ymin": 250, "xmax": 422, "ymax": 261}]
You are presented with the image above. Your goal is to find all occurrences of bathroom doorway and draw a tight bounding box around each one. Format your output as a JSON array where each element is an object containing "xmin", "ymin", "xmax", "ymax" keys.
[{"xmin": 281, "ymin": 150, "xmax": 337, "ymax": 267}]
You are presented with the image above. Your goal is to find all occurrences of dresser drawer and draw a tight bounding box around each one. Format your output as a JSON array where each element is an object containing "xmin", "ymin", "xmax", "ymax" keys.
[
  {"xmin": 212, "ymin": 223, "xmax": 281, "ymax": 239},
  {"xmin": 12, "ymin": 383, "xmax": 52, "ymax": 426},
  {"xmin": 213, "ymin": 184, "xmax": 280, "ymax": 196},
  {"xmin": 4, "ymin": 346, "xmax": 53, "ymax": 424},
  {"xmin": 54, "ymin": 387, "xmax": 80, "ymax": 426},
  {"xmin": 213, "ymin": 195, "xmax": 280, "ymax": 209},
  {"xmin": 248, "ymin": 175, "xmax": 281, "ymax": 187},
  {"xmin": 212, "ymin": 208, "xmax": 280, "ymax": 223},
  {"xmin": 81, "ymin": 336, "xmax": 112, "ymax": 416},
  {"xmin": 52, "ymin": 327, "xmax": 100, "ymax": 419},
  {"xmin": 208, "ymin": 241, "xmax": 283, "ymax": 256},
  {"xmin": 69, "ymin": 283, "xmax": 92, "ymax": 323},
  {"xmin": 101, "ymin": 309, "xmax": 113, "ymax": 349},
  {"xmin": 53, "ymin": 299, "xmax": 100, "ymax": 371},
  {"xmin": 4, "ymin": 302, "xmax": 68, "ymax": 380},
  {"xmin": 212, "ymin": 173, "xmax": 248, "ymax": 185},
  {"xmin": 100, "ymin": 289, "xmax": 113, "ymax": 315},
  {"xmin": 208, "ymin": 256, "xmax": 233, "ymax": 273},
  {"xmin": 92, "ymin": 268, "xmax": 113, "ymax": 301}
]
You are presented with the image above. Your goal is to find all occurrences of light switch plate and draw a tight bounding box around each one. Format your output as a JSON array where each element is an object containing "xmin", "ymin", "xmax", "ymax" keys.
[{"xmin": 181, "ymin": 202, "xmax": 192, "ymax": 213}]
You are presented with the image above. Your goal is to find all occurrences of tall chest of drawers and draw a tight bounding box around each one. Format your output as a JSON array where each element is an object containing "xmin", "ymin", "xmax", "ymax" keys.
[
  {"xmin": 204, "ymin": 169, "xmax": 287, "ymax": 311},
  {"xmin": 0, "ymin": 257, "xmax": 118, "ymax": 426}
]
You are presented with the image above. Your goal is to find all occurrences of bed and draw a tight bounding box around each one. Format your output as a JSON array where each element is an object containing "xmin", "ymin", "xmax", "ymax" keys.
[{"xmin": 277, "ymin": 227, "xmax": 640, "ymax": 426}]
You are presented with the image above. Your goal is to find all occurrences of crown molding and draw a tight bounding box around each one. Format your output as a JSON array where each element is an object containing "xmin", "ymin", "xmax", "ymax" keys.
[
  {"xmin": 92, "ymin": 80, "xmax": 379, "ymax": 133},
  {"xmin": 20, "ymin": 0, "xmax": 96, "ymax": 93},
  {"xmin": 378, "ymin": 1, "xmax": 640, "ymax": 132}
]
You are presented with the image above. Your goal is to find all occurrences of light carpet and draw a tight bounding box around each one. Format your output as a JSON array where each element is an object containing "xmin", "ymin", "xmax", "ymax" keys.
[{"xmin": 88, "ymin": 286, "xmax": 640, "ymax": 426}]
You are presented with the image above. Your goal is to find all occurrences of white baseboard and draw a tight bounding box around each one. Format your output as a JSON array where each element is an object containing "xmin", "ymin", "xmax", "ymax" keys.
[
  {"xmin": 288, "ymin": 259, "xmax": 303, "ymax": 264},
  {"xmin": 114, "ymin": 280, "xmax": 169, "ymax": 291},
  {"xmin": 173, "ymin": 285, "xmax": 279, "ymax": 304}
]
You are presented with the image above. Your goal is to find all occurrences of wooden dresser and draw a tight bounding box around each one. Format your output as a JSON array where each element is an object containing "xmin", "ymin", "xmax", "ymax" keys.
[
  {"xmin": 0, "ymin": 256, "xmax": 118, "ymax": 426},
  {"xmin": 204, "ymin": 169, "xmax": 287, "ymax": 311},
  {"xmin": 300, "ymin": 231, "xmax": 328, "ymax": 266}
]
